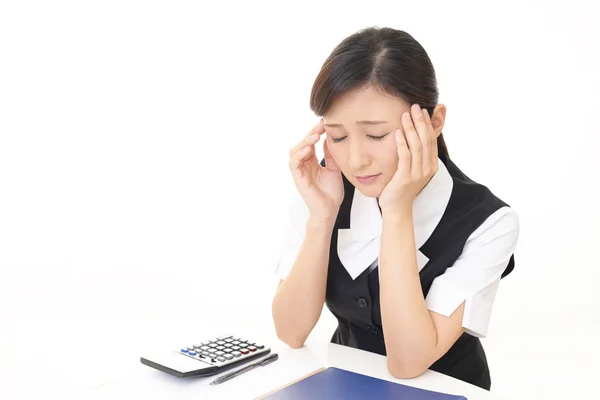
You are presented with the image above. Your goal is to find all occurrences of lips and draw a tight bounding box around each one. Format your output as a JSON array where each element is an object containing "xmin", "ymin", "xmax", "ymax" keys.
[
  {"xmin": 355, "ymin": 173, "xmax": 381, "ymax": 184},
  {"xmin": 356, "ymin": 174, "xmax": 378, "ymax": 179}
]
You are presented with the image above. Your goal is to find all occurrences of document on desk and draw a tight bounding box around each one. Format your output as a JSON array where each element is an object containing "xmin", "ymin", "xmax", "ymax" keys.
[{"xmin": 257, "ymin": 367, "xmax": 468, "ymax": 400}]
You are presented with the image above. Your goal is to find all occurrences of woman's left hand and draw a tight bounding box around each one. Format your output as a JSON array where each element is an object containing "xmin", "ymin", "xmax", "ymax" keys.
[{"xmin": 378, "ymin": 104, "xmax": 439, "ymax": 215}]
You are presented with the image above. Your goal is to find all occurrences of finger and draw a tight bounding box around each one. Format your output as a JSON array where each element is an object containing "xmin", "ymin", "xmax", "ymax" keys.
[
  {"xmin": 289, "ymin": 145, "xmax": 314, "ymax": 174},
  {"xmin": 304, "ymin": 119, "xmax": 326, "ymax": 140},
  {"xmin": 402, "ymin": 111, "xmax": 421, "ymax": 177},
  {"xmin": 290, "ymin": 132, "xmax": 320, "ymax": 158},
  {"xmin": 323, "ymin": 139, "xmax": 339, "ymax": 171},
  {"xmin": 290, "ymin": 120, "xmax": 325, "ymax": 157},
  {"xmin": 422, "ymin": 108, "xmax": 438, "ymax": 168},
  {"xmin": 313, "ymin": 118, "xmax": 325, "ymax": 132},
  {"xmin": 410, "ymin": 104, "xmax": 431, "ymax": 172},
  {"xmin": 395, "ymin": 128, "xmax": 410, "ymax": 175}
]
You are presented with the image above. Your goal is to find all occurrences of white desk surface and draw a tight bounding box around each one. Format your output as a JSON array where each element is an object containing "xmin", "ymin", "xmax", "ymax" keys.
[{"xmin": 87, "ymin": 333, "xmax": 508, "ymax": 400}]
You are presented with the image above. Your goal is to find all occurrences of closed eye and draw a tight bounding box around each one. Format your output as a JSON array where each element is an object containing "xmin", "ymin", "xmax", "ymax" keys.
[
  {"xmin": 368, "ymin": 132, "xmax": 390, "ymax": 140},
  {"xmin": 330, "ymin": 132, "xmax": 390, "ymax": 143}
]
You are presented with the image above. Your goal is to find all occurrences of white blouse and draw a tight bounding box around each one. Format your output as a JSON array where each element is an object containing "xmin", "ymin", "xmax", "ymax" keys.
[{"xmin": 274, "ymin": 159, "xmax": 520, "ymax": 339}]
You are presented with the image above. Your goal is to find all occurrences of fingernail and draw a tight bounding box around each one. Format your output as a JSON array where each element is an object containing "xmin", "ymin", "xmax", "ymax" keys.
[{"xmin": 412, "ymin": 104, "xmax": 421, "ymax": 111}]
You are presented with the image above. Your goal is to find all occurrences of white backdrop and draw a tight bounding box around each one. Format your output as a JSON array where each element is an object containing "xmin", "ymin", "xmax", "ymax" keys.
[{"xmin": 1, "ymin": 1, "xmax": 599, "ymax": 399}]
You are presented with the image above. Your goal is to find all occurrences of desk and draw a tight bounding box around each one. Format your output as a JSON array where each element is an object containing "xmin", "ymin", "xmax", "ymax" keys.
[{"xmin": 88, "ymin": 338, "xmax": 508, "ymax": 400}]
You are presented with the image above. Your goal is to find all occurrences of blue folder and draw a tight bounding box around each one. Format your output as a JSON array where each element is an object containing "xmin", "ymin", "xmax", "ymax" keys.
[{"xmin": 262, "ymin": 367, "xmax": 467, "ymax": 399}]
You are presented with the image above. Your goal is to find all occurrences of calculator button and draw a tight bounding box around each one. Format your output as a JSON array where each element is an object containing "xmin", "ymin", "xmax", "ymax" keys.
[
  {"xmin": 232, "ymin": 341, "xmax": 240, "ymax": 346},
  {"xmin": 224, "ymin": 338, "xmax": 233, "ymax": 343},
  {"xmin": 238, "ymin": 339, "xmax": 248, "ymax": 343},
  {"xmin": 224, "ymin": 343, "xmax": 232, "ymax": 347},
  {"xmin": 200, "ymin": 346, "xmax": 210, "ymax": 351},
  {"xmin": 216, "ymin": 351, "xmax": 225, "ymax": 356},
  {"xmin": 231, "ymin": 346, "xmax": 240, "ymax": 351},
  {"xmin": 248, "ymin": 346, "xmax": 257, "ymax": 352},
  {"xmin": 215, "ymin": 346, "xmax": 224, "ymax": 351},
  {"xmin": 216, "ymin": 341, "xmax": 226, "ymax": 345},
  {"xmin": 256, "ymin": 344, "xmax": 265, "ymax": 349},
  {"xmin": 224, "ymin": 354, "xmax": 234, "ymax": 360},
  {"xmin": 222, "ymin": 348, "xmax": 232, "ymax": 353},
  {"xmin": 247, "ymin": 342, "xmax": 256, "ymax": 346},
  {"xmin": 187, "ymin": 346, "xmax": 195, "ymax": 351},
  {"xmin": 217, "ymin": 357, "xmax": 226, "ymax": 362},
  {"xmin": 202, "ymin": 351, "xmax": 211, "ymax": 356},
  {"xmin": 231, "ymin": 351, "xmax": 242, "ymax": 358},
  {"xmin": 181, "ymin": 349, "xmax": 189, "ymax": 353},
  {"xmin": 240, "ymin": 349, "xmax": 249, "ymax": 355},
  {"xmin": 201, "ymin": 341, "xmax": 210, "ymax": 346},
  {"xmin": 209, "ymin": 343, "xmax": 219, "ymax": 348},
  {"xmin": 189, "ymin": 351, "xmax": 197, "ymax": 356},
  {"xmin": 217, "ymin": 335, "xmax": 232, "ymax": 340}
]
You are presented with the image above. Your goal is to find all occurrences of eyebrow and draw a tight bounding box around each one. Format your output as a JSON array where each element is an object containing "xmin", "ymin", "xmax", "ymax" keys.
[{"xmin": 324, "ymin": 120, "xmax": 389, "ymax": 128}]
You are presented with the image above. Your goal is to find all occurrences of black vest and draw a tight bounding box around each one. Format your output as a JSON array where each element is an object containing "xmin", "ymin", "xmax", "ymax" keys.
[{"xmin": 323, "ymin": 154, "xmax": 515, "ymax": 390}]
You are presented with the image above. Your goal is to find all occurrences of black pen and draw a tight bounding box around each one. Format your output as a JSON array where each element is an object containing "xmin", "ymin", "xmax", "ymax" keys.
[{"xmin": 209, "ymin": 353, "xmax": 279, "ymax": 386}]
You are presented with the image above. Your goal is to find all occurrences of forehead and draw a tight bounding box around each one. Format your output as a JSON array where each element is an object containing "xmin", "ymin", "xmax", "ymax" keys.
[{"xmin": 323, "ymin": 86, "xmax": 409, "ymax": 122}]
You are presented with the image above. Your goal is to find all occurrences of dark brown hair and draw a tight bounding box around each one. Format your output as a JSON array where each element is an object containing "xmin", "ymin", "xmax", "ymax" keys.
[{"xmin": 310, "ymin": 27, "xmax": 449, "ymax": 158}]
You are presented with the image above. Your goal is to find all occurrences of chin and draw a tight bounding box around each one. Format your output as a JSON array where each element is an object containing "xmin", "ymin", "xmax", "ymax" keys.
[{"xmin": 353, "ymin": 183, "xmax": 384, "ymax": 199}]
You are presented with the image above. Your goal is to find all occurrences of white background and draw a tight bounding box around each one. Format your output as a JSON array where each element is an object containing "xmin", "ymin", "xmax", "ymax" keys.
[{"xmin": 1, "ymin": 1, "xmax": 599, "ymax": 399}]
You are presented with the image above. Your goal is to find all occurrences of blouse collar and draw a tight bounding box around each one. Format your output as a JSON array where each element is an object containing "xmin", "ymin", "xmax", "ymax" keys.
[{"xmin": 337, "ymin": 158, "xmax": 453, "ymax": 280}]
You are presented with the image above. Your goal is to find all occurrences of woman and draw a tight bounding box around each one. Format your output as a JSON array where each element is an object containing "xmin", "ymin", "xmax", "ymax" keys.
[{"xmin": 271, "ymin": 26, "xmax": 519, "ymax": 391}]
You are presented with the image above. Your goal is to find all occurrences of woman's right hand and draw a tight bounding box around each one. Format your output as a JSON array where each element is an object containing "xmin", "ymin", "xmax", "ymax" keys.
[{"xmin": 288, "ymin": 120, "xmax": 344, "ymax": 223}]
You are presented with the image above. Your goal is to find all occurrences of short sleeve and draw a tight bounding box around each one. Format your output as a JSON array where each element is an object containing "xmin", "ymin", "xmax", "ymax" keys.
[
  {"xmin": 425, "ymin": 206, "xmax": 520, "ymax": 338},
  {"xmin": 273, "ymin": 189, "xmax": 310, "ymax": 281}
]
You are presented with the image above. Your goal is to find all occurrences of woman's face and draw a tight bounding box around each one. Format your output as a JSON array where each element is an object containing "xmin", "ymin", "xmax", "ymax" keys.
[{"xmin": 322, "ymin": 85, "xmax": 444, "ymax": 198}]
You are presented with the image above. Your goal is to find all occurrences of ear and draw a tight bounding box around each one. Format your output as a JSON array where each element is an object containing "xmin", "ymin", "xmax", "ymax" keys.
[{"xmin": 431, "ymin": 104, "xmax": 446, "ymax": 137}]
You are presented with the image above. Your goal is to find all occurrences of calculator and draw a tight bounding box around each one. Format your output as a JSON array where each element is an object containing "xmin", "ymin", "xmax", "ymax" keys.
[{"xmin": 140, "ymin": 334, "xmax": 271, "ymax": 378}]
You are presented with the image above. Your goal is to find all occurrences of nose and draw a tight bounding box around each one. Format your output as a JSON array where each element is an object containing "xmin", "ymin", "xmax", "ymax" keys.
[{"xmin": 347, "ymin": 137, "xmax": 370, "ymax": 172}]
